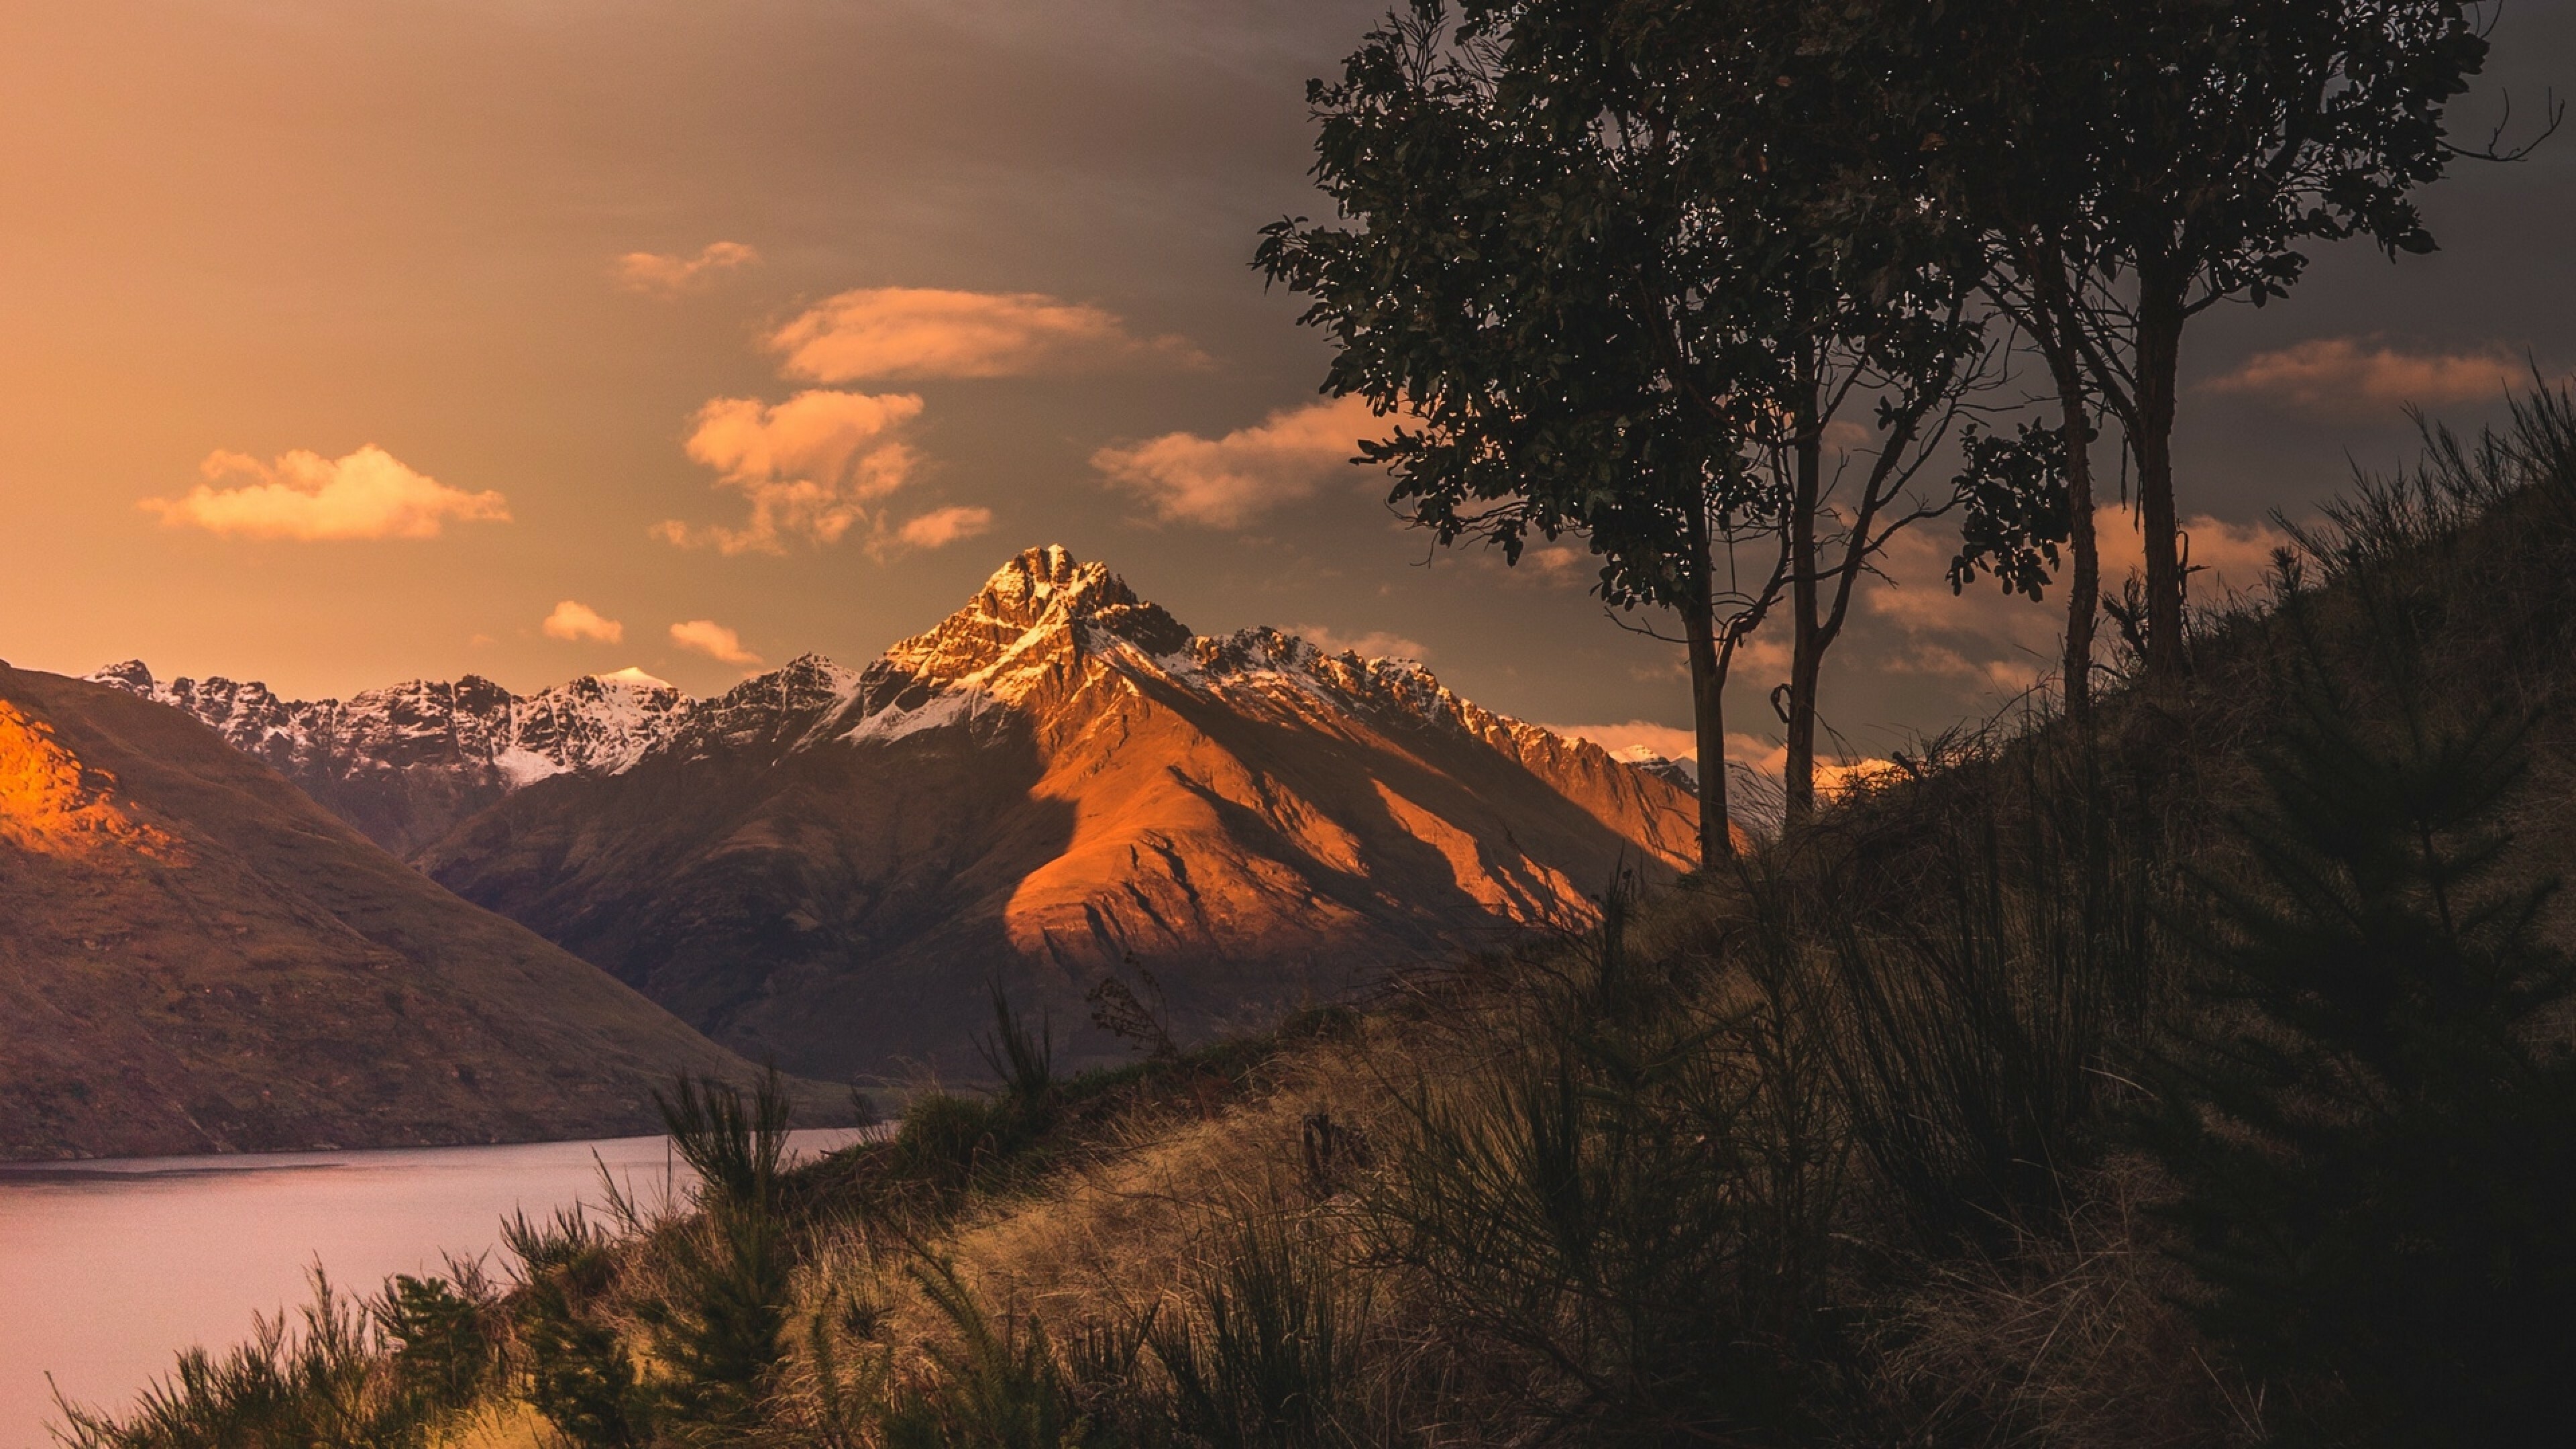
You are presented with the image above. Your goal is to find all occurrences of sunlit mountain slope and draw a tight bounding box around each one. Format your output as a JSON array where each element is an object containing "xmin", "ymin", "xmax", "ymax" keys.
[{"xmin": 0, "ymin": 661, "xmax": 806, "ymax": 1160}]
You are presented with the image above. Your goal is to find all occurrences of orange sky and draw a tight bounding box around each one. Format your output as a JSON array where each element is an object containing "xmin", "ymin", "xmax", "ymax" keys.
[{"xmin": 1, "ymin": 1, "xmax": 2568, "ymax": 766}]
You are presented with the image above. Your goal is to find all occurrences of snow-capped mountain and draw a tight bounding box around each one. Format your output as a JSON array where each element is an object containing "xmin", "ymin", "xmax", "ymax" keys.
[
  {"xmin": 89, "ymin": 661, "xmax": 688, "ymax": 854},
  {"xmin": 103, "ymin": 547, "xmax": 1704, "ymax": 1077}
]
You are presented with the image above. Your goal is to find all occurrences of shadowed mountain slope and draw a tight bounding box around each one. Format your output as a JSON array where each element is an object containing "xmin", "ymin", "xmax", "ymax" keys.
[
  {"xmin": 411, "ymin": 547, "xmax": 1702, "ymax": 1079},
  {"xmin": 0, "ymin": 661, "xmax": 816, "ymax": 1161}
]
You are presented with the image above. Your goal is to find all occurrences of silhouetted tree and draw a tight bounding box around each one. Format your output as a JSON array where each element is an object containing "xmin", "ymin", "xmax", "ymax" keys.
[
  {"xmin": 2143, "ymin": 630, "xmax": 2576, "ymax": 1445},
  {"xmin": 1902, "ymin": 0, "xmax": 2518, "ymax": 686}
]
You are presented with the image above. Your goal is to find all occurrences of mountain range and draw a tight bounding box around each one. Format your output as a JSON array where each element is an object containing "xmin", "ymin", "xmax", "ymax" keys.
[
  {"xmin": 91, "ymin": 547, "xmax": 1702, "ymax": 1079},
  {"xmin": 0, "ymin": 661, "xmax": 820, "ymax": 1160}
]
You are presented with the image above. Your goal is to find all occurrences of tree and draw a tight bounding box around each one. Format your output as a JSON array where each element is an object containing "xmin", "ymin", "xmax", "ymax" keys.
[
  {"xmin": 1263, "ymin": 1, "xmax": 1998, "ymax": 834},
  {"xmin": 1876, "ymin": 0, "xmax": 2117, "ymax": 720},
  {"xmin": 1927, "ymin": 1, "xmax": 2512, "ymax": 686},
  {"xmin": 1257, "ymin": 2, "xmax": 1782, "ymax": 861}
]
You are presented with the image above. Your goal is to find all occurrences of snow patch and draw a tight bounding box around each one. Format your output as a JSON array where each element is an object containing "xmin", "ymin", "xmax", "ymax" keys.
[{"xmin": 843, "ymin": 688, "xmax": 978, "ymax": 745}]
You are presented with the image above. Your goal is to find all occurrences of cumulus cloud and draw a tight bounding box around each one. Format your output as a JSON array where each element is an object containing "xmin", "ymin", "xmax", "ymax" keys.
[
  {"xmin": 656, "ymin": 390, "xmax": 925, "ymax": 553},
  {"xmin": 1093, "ymin": 394, "xmax": 1389, "ymax": 529},
  {"xmin": 541, "ymin": 600, "xmax": 623, "ymax": 643},
  {"xmin": 668, "ymin": 619, "xmax": 762, "ymax": 666},
  {"xmin": 768, "ymin": 287, "xmax": 1205, "ymax": 382},
  {"xmin": 2203, "ymin": 335, "xmax": 2524, "ymax": 417},
  {"xmin": 888, "ymin": 504, "xmax": 996, "ymax": 551},
  {"xmin": 1293, "ymin": 623, "xmax": 1428, "ymax": 661},
  {"xmin": 612, "ymin": 241, "xmax": 759, "ymax": 295},
  {"xmin": 141, "ymin": 445, "xmax": 508, "ymax": 541}
]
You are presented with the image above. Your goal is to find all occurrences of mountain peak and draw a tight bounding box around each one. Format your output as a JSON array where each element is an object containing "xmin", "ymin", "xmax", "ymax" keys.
[
  {"xmin": 890, "ymin": 545, "xmax": 1191, "ymax": 682},
  {"xmin": 974, "ymin": 544, "xmax": 1140, "ymax": 625}
]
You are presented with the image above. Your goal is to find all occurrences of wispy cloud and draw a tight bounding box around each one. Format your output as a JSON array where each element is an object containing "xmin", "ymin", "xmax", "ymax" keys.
[
  {"xmin": 656, "ymin": 390, "xmax": 925, "ymax": 554},
  {"xmin": 1293, "ymin": 623, "xmax": 1428, "ymax": 661},
  {"xmin": 1093, "ymin": 394, "xmax": 1387, "ymax": 529},
  {"xmin": 2203, "ymin": 335, "xmax": 2524, "ymax": 417},
  {"xmin": 669, "ymin": 619, "xmax": 761, "ymax": 666},
  {"xmin": 141, "ymin": 445, "xmax": 508, "ymax": 541},
  {"xmin": 541, "ymin": 600, "xmax": 623, "ymax": 643},
  {"xmin": 894, "ymin": 504, "xmax": 995, "ymax": 551},
  {"xmin": 769, "ymin": 287, "xmax": 1205, "ymax": 382},
  {"xmin": 612, "ymin": 241, "xmax": 759, "ymax": 296}
]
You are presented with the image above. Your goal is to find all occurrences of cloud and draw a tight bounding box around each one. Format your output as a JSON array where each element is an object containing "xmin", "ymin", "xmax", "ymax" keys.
[
  {"xmin": 1293, "ymin": 623, "xmax": 1428, "ymax": 661},
  {"xmin": 657, "ymin": 390, "xmax": 925, "ymax": 553},
  {"xmin": 141, "ymin": 445, "xmax": 508, "ymax": 541},
  {"xmin": 1093, "ymin": 394, "xmax": 1389, "ymax": 529},
  {"xmin": 894, "ymin": 504, "xmax": 996, "ymax": 551},
  {"xmin": 541, "ymin": 600, "xmax": 623, "ymax": 643},
  {"xmin": 668, "ymin": 619, "xmax": 761, "ymax": 666},
  {"xmin": 612, "ymin": 241, "xmax": 759, "ymax": 295},
  {"xmin": 769, "ymin": 287, "xmax": 1205, "ymax": 382},
  {"xmin": 1520, "ymin": 543, "xmax": 1590, "ymax": 586},
  {"xmin": 2203, "ymin": 335, "xmax": 2525, "ymax": 417}
]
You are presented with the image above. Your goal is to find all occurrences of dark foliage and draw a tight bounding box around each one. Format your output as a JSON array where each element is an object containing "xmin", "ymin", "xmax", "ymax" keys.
[
  {"xmin": 2144, "ymin": 618, "xmax": 2576, "ymax": 1446},
  {"xmin": 1367, "ymin": 883, "xmax": 1851, "ymax": 1443}
]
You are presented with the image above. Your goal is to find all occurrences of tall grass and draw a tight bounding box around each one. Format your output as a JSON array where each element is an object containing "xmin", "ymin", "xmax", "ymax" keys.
[
  {"xmin": 1361, "ymin": 883, "xmax": 1851, "ymax": 1444},
  {"xmin": 1147, "ymin": 1216, "xmax": 1362, "ymax": 1449},
  {"xmin": 1805, "ymin": 728, "xmax": 2169, "ymax": 1254}
]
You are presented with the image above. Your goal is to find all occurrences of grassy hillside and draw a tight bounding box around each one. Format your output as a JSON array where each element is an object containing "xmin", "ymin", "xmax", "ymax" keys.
[
  {"xmin": 58, "ymin": 391, "xmax": 2576, "ymax": 1446},
  {"xmin": 0, "ymin": 664, "xmax": 844, "ymax": 1160}
]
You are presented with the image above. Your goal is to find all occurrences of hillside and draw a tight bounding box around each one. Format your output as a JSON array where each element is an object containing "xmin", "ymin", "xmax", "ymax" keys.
[
  {"xmin": 0, "ymin": 661, "xmax": 822, "ymax": 1161},
  {"xmin": 413, "ymin": 547, "xmax": 1700, "ymax": 1079}
]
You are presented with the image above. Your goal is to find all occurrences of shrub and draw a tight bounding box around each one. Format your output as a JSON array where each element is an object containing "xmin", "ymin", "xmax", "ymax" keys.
[
  {"xmin": 1366, "ymin": 885, "xmax": 1850, "ymax": 1443},
  {"xmin": 639, "ymin": 1071, "xmax": 798, "ymax": 1436},
  {"xmin": 2143, "ymin": 617, "xmax": 2576, "ymax": 1448}
]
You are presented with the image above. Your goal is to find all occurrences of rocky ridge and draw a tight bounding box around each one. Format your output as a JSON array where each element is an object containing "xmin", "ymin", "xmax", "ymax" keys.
[{"xmin": 88, "ymin": 662, "xmax": 689, "ymax": 854}]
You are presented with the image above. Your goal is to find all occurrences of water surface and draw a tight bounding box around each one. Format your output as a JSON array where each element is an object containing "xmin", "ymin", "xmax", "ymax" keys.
[{"xmin": 0, "ymin": 1130, "xmax": 867, "ymax": 1448}]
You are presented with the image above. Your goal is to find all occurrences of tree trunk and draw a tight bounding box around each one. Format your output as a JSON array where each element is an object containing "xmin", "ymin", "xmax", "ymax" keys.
[
  {"xmin": 2133, "ymin": 262, "xmax": 2188, "ymax": 682},
  {"xmin": 2049, "ymin": 353, "xmax": 2099, "ymax": 722},
  {"xmin": 1783, "ymin": 358, "xmax": 1823, "ymax": 824},
  {"xmin": 1682, "ymin": 511, "xmax": 1732, "ymax": 866}
]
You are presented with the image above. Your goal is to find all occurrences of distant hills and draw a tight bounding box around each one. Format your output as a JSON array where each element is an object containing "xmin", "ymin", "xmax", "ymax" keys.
[
  {"xmin": 93, "ymin": 546, "xmax": 1702, "ymax": 1079},
  {"xmin": 0, "ymin": 662, "xmax": 814, "ymax": 1160}
]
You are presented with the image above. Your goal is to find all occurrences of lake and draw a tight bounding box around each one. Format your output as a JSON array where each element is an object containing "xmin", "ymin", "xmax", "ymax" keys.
[{"xmin": 0, "ymin": 1130, "xmax": 871, "ymax": 1448}]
